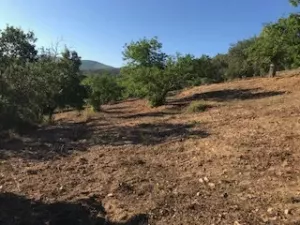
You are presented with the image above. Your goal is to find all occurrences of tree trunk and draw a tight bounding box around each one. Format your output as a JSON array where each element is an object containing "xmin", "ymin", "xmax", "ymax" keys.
[{"xmin": 269, "ymin": 63, "xmax": 276, "ymax": 77}]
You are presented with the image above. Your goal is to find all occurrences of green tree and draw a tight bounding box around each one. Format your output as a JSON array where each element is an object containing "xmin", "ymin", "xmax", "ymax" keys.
[
  {"xmin": 0, "ymin": 26, "xmax": 40, "ymax": 129},
  {"xmin": 123, "ymin": 37, "xmax": 167, "ymax": 68},
  {"xmin": 82, "ymin": 74, "xmax": 122, "ymax": 111},
  {"xmin": 0, "ymin": 26, "xmax": 87, "ymax": 129},
  {"xmin": 190, "ymin": 55, "xmax": 223, "ymax": 85},
  {"xmin": 0, "ymin": 25, "xmax": 37, "ymax": 72},
  {"xmin": 212, "ymin": 54, "xmax": 228, "ymax": 81},
  {"xmin": 248, "ymin": 15, "xmax": 300, "ymax": 76},
  {"xmin": 290, "ymin": 0, "xmax": 300, "ymax": 6},
  {"xmin": 224, "ymin": 37, "xmax": 257, "ymax": 80},
  {"xmin": 121, "ymin": 37, "xmax": 173, "ymax": 107}
]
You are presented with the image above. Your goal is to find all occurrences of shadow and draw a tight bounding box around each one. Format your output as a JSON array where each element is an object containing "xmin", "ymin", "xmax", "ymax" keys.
[
  {"xmin": 0, "ymin": 120, "xmax": 208, "ymax": 160},
  {"xmin": 0, "ymin": 121, "xmax": 93, "ymax": 161},
  {"xmin": 0, "ymin": 192, "xmax": 148, "ymax": 225},
  {"xmin": 101, "ymin": 109, "xmax": 137, "ymax": 115},
  {"xmin": 118, "ymin": 111, "xmax": 177, "ymax": 119},
  {"xmin": 169, "ymin": 88, "xmax": 285, "ymax": 108},
  {"xmin": 103, "ymin": 105, "xmax": 129, "ymax": 110},
  {"xmin": 90, "ymin": 122, "xmax": 209, "ymax": 146}
]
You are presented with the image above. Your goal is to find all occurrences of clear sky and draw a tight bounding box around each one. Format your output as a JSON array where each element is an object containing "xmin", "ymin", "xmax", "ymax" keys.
[{"xmin": 0, "ymin": 0, "xmax": 297, "ymax": 67}]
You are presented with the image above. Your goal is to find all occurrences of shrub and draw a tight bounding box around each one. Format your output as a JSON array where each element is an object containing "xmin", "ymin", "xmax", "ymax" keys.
[
  {"xmin": 185, "ymin": 100, "xmax": 211, "ymax": 113},
  {"xmin": 82, "ymin": 74, "xmax": 122, "ymax": 111}
]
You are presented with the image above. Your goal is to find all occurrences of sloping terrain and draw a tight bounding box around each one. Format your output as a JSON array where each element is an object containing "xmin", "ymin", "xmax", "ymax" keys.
[{"xmin": 1, "ymin": 73, "xmax": 300, "ymax": 224}]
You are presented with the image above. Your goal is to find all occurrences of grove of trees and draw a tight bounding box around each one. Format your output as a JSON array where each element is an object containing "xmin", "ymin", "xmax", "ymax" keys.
[{"xmin": 1, "ymin": 0, "xmax": 300, "ymax": 130}]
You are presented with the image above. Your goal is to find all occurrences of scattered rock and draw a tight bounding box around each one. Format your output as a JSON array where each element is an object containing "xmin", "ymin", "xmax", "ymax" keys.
[
  {"xmin": 196, "ymin": 192, "xmax": 200, "ymax": 196},
  {"xmin": 107, "ymin": 193, "xmax": 114, "ymax": 197},
  {"xmin": 269, "ymin": 216, "xmax": 277, "ymax": 221},
  {"xmin": 282, "ymin": 160, "xmax": 288, "ymax": 167},
  {"xmin": 275, "ymin": 171, "xmax": 283, "ymax": 176},
  {"xmin": 208, "ymin": 183, "xmax": 215, "ymax": 189},
  {"xmin": 199, "ymin": 178, "xmax": 204, "ymax": 183},
  {"xmin": 267, "ymin": 207, "xmax": 273, "ymax": 214},
  {"xmin": 284, "ymin": 209, "xmax": 290, "ymax": 215},
  {"xmin": 203, "ymin": 177, "xmax": 209, "ymax": 182},
  {"xmin": 234, "ymin": 221, "xmax": 241, "ymax": 225}
]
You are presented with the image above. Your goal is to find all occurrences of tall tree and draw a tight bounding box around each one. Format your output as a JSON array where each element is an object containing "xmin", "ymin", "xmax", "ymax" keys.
[
  {"xmin": 0, "ymin": 25, "xmax": 37, "ymax": 70},
  {"xmin": 248, "ymin": 15, "xmax": 300, "ymax": 76},
  {"xmin": 225, "ymin": 37, "xmax": 257, "ymax": 80},
  {"xmin": 122, "ymin": 37, "xmax": 167, "ymax": 68}
]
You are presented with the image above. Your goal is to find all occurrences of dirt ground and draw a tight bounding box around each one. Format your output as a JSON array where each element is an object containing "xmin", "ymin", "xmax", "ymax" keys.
[{"xmin": 1, "ymin": 73, "xmax": 300, "ymax": 224}]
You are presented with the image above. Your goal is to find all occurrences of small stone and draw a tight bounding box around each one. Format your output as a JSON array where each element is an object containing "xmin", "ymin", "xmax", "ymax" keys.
[
  {"xmin": 267, "ymin": 207, "xmax": 273, "ymax": 214},
  {"xmin": 270, "ymin": 216, "xmax": 277, "ymax": 221},
  {"xmin": 0, "ymin": 185, "xmax": 2, "ymax": 190},
  {"xmin": 234, "ymin": 221, "xmax": 241, "ymax": 225},
  {"xmin": 196, "ymin": 192, "xmax": 200, "ymax": 196},
  {"xmin": 208, "ymin": 183, "xmax": 215, "ymax": 189},
  {"xmin": 284, "ymin": 209, "xmax": 290, "ymax": 215},
  {"xmin": 199, "ymin": 178, "xmax": 204, "ymax": 183},
  {"xmin": 282, "ymin": 160, "xmax": 288, "ymax": 167},
  {"xmin": 107, "ymin": 193, "xmax": 114, "ymax": 197},
  {"xmin": 223, "ymin": 192, "xmax": 228, "ymax": 198},
  {"xmin": 203, "ymin": 177, "xmax": 209, "ymax": 182}
]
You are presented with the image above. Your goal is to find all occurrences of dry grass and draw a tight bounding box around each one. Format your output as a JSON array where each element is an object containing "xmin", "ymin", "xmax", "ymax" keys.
[{"xmin": 1, "ymin": 73, "xmax": 300, "ymax": 224}]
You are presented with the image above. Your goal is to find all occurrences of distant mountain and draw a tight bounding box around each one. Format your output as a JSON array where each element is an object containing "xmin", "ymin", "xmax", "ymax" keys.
[{"xmin": 80, "ymin": 60, "xmax": 116, "ymax": 71}]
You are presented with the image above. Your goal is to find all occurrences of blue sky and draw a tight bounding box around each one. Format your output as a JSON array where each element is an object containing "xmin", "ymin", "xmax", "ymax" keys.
[{"xmin": 0, "ymin": 0, "xmax": 297, "ymax": 67}]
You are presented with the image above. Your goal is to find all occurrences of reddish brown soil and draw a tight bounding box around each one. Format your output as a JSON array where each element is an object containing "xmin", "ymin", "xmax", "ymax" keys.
[{"xmin": 1, "ymin": 73, "xmax": 300, "ymax": 224}]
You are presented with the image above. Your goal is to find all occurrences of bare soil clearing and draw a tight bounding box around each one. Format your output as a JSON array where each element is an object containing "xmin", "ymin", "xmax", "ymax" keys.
[{"xmin": 1, "ymin": 73, "xmax": 300, "ymax": 224}]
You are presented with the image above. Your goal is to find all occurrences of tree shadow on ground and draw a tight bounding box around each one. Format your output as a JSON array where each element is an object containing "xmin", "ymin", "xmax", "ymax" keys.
[
  {"xmin": 169, "ymin": 88, "xmax": 285, "ymax": 108},
  {"xmin": 0, "ymin": 121, "xmax": 93, "ymax": 161},
  {"xmin": 90, "ymin": 122, "xmax": 209, "ymax": 146},
  {"xmin": 117, "ymin": 111, "xmax": 177, "ymax": 119},
  {"xmin": 0, "ymin": 192, "xmax": 148, "ymax": 225},
  {"xmin": 0, "ymin": 120, "xmax": 208, "ymax": 160}
]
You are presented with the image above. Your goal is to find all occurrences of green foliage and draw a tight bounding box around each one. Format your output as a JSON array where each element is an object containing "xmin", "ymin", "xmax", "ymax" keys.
[
  {"xmin": 121, "ymin": 37, "xmax": 171, "ymax": 107},
  {"xmin": 225, "ymin": 38, "xmax": 258, "ymax": 80},
  {"xmin": 123, "ymin": 37, "xmax": 167, "ymax": 68},
  {"xmin": 189, "ymin": 55, "xmax": 223, "ymax": 85},
  {"xmin": 248, "ymin": 15, "xmax": 300, "ymax": 75},
  {"xmin": 290, "ymin": 0, "xmax": 300, "ymax": 6},
  {"xmin": 82, "ymin": 74, "xmax": 122, "ymax": 111},
  {"xmin": 0, "ymin": 25, "xmax": 86, "ymax": 130},
  {"xmin": 121, "ymin": 38, "xmax": 224, "ymax": 107},
  {"xmin": 186, "ymin": 101, "xmax": 211, "ymax": 113}
]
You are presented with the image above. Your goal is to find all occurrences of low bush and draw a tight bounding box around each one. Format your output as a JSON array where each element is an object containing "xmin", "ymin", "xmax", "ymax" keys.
[{"xmin": 185, "ymin": 101, "xmax": 211, "ymax": 113}]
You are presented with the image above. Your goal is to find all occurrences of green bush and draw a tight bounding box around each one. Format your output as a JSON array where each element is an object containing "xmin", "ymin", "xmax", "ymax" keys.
[
  {"xmin": 0, "ymin": 25, "xmax": 86, "ymax": 130},
  {"xmin": 82, "ymin": 74, "xmax": 122, "ymax": 111},
  {"xmin": 186, "ymin": 101, "xmax": 211, "ymax": 113}
]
